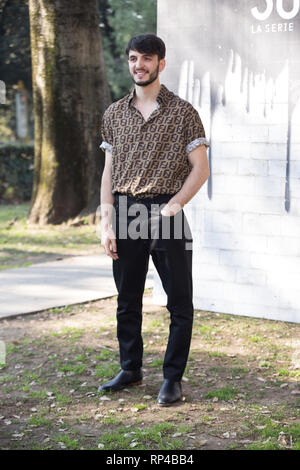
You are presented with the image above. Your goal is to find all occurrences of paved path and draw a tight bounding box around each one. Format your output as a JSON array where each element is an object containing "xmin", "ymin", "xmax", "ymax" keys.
[{"xmin": 0, "ymin": 254, "xmax": 154, "ymax": 320}]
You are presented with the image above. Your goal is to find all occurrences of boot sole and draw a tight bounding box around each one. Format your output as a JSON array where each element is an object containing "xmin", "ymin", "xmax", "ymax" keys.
[
  {"xmin": 98, "ymin": 379, "xmax": 142, "ymax": 392},
  {"xmin": 127, "ymin": 380, "xmax": 142, "ymax": 387},
  {"xmin": 157, "ymin": 397, "xmax": 182, "ymax": 406}
]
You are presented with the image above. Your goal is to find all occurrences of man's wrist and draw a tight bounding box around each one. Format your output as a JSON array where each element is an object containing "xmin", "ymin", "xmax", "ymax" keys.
[
  {"xmin": 161, "ymin": 200, "xmax": 183, "ymax": 216},
  {"xmin": 101, "ymin": 219, "xmax": 111, "ymax": 230}
]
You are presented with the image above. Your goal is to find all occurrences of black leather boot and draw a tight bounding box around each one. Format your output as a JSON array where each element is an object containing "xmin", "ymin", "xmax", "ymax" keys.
[
  {"xmin": 98, "ymin": 369, "xmax": 142, "ymax": 392},
  {"xmin": 157, "ymin": 379, "xmax": 182, "ymax": 406}
]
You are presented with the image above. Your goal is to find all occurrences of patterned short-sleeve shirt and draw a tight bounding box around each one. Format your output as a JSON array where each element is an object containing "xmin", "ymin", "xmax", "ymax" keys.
[{"xmin": 100, "ymin": 84, "xmax": 209, "ymax": 198}]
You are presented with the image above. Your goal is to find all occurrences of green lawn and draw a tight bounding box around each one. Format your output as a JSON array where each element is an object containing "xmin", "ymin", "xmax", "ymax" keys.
[{"xmin": 0, "ymin": 203, "xmax": 103, "ymax": 270}]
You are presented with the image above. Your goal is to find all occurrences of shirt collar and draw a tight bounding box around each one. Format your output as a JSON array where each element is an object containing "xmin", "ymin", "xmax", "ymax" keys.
[{"xmin": 127, "ymin": 84, "xmax": 170, "ymax": 108}]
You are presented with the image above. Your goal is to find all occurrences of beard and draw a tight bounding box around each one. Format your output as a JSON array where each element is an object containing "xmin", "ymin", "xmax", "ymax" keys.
[{"xmin": 131, "ymin": 64, "xmax": 160, "ymax": 87}]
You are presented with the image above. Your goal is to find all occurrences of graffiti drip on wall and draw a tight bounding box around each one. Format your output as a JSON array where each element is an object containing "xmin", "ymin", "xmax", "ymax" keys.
[{"xmin": 176, "ymin": 0, "xmax": 300, "ymax": 212}]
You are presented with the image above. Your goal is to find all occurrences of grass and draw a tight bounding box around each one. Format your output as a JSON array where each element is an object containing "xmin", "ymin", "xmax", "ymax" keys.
[
  {"xmin": 230, "ymin": 367, "xmax": 249, "ymax": 377},
  {"xmin": 57, "ymin": 362, "xmax": 87, "ymax": 375},
  {"xmin": 149, "ymin": 358, "xmax": 164, "ymax": 368},
  {"xmin": 131, "ymin": 403, "xmax": 148, "ymax": 411},
  {"xmin": 53, "ymin": 434, "xmax": 81, "ymax": 450},
  {"xmin": 0, "ymin": 203, "xmax": 102, "ymax": 270},
  {"xmin": 95, "ymin": 362, "xmax": 120, "ymax": 379},
  {"xmin": 204, "ymin": 387, "xmax": 239, "ymax": 401},
  {"xmin": 95, "ymin": 349, "xmax": 117, "ymax": 361},
  {"xmin": 28, "ymin": 390, "xmax": 48, "ymax": 400},
  {"xmin": 51, "ymin": 327, "xmax": 85, "ymax": 341},
  {"xmin": 97, "ymin": 423, "xmax": 184, "ymax": 450},
  {"xmin": 28, "ymin": 415, "xmax": 53, "ymax": 427},
  {"xmin": 245, "ymin": 420, "xmax": 300, "ymax": 450}
]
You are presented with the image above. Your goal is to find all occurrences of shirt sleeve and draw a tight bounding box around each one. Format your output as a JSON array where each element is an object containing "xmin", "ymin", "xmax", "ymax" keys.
[
  {"xmin": 185, "ymin": 105, "xmax": 209, "ymax": 154},
  {"xmin": 100, "ymin": 108, "xmax": 113, "ymax": 153}
]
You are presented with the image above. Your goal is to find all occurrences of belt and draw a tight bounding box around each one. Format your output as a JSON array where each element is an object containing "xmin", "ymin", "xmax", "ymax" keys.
[{"xmin": 114, "ymin": 192, "xmax": 175, "ymax": 204}]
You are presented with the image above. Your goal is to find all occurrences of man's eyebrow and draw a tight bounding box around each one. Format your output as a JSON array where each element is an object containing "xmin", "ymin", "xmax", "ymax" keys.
[{"xmin": 128, "ymin": 53, "xmax": 154, "ymax": 58}]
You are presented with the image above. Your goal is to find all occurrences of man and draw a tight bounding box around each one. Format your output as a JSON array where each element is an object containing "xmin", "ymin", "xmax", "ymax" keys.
[{"xmin": 98, "ymin": 33, "xmax": 210, "ymax": 405}]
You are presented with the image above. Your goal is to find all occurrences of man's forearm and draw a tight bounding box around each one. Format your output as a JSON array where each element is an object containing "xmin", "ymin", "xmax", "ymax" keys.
[
  {"xmin": 100, "ymin": 171, "xmax": 114, "ymax": 229},
  {"xmin": 100, "ymin": 156, "xmax": 118, "ymax": 259},
  {"xmin": 169, "ymin": 164, "xmax": 210, "ymax": 210}
]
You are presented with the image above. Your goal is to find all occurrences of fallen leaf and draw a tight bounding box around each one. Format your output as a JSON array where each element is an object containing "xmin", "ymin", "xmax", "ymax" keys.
[
  {"xmin": 130, "ymin": 442, "xmax": 138, "ymax": 448},
  {"xmin": 278, "ymin": 432, "xmax": 287, "ymax": 446},
  {"xmin": 198, "ymin": 439, "xmax": 208, "ymax": 446}
]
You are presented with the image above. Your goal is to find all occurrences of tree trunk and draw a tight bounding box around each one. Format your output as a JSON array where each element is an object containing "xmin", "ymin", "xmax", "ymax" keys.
[{"xmin": 28, "ymin": 0, "xmax": 110, "ymax": 224}]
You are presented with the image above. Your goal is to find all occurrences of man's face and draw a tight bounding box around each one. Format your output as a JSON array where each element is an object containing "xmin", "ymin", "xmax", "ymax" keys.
[{"xmin": 128, "ymin": 50, "xmax": 165, "ymax": 87}]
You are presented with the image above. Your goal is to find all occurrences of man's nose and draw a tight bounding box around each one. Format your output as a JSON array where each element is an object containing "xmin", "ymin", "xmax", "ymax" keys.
[{"xmin": 136, "ymin": 57, "xmax": 144, "ymax": 68}]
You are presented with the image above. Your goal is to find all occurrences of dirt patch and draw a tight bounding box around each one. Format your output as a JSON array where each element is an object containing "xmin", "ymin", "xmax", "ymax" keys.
[{"xmin": 0, "ymin": 291, "xmax": 299, "ymax": 450}]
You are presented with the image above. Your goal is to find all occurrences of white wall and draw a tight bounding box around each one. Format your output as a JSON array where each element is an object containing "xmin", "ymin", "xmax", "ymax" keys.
[{"xmin": 153, "ymin": 0, "xmax": 300, "ymax": 323}]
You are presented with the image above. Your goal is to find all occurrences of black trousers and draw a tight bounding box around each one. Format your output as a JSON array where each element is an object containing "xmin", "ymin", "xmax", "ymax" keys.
[{"xmin": 112, "ymin": 193, "xmax": 194, "ymax": 382}]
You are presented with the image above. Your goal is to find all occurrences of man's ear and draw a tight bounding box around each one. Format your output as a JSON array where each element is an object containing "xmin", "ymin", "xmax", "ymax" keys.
[{"xmin": 159, "ymin": 58, "xmax": 166, "ymax": 73}]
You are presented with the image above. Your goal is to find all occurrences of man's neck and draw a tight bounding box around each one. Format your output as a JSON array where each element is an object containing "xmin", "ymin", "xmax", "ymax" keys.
[{"xmin": 134, "ymin": 80, "xmax": 161, "ymax": 104}]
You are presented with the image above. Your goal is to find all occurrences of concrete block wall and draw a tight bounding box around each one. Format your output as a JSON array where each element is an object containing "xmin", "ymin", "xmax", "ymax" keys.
[{"xmin": 153, "ymin": 0, "xmax": 300, "ymax": 323}]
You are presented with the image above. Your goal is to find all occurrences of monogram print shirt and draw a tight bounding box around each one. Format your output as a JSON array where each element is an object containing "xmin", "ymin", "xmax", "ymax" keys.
[{"xmin": 100, "ymin": 84, "xmax": 209, "ymax": 198}]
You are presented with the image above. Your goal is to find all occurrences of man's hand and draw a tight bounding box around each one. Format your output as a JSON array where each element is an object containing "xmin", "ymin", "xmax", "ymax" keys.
[
  {"xmin": 101, "ymin": 225, "xmax": 118, "ymax": 260},
  {"xmin": 160, "ymin": 201, "xmax": 183, "ymax": 216}
]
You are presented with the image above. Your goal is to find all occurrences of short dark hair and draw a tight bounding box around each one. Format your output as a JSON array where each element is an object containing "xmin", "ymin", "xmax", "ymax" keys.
[{"xmin": 125, "ymin": 34, "xmax": 166, "ymax": 61}]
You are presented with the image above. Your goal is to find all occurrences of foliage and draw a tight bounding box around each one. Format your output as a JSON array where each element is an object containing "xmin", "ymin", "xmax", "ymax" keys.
[
  {"xmin": 0, "ymin": 0, "xmax": 33, "ymax": 141},
  {"xmin": 0, "ymin": 144, "xmax": 33, "ymax": 201},
  {"xmin": 0, "ymin": 0, "xmax": 157, "ymax": 116},
  {"xmin": 99, "ymin": 0, "xmax": 157, "ymax": 100},
  {"xmin": 0, "ymin": 0, "xmax": 157, "ymax": 194},
  {"xmin": 0, "ymin": 0, "xmax": 31, "ymax": 90}
]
